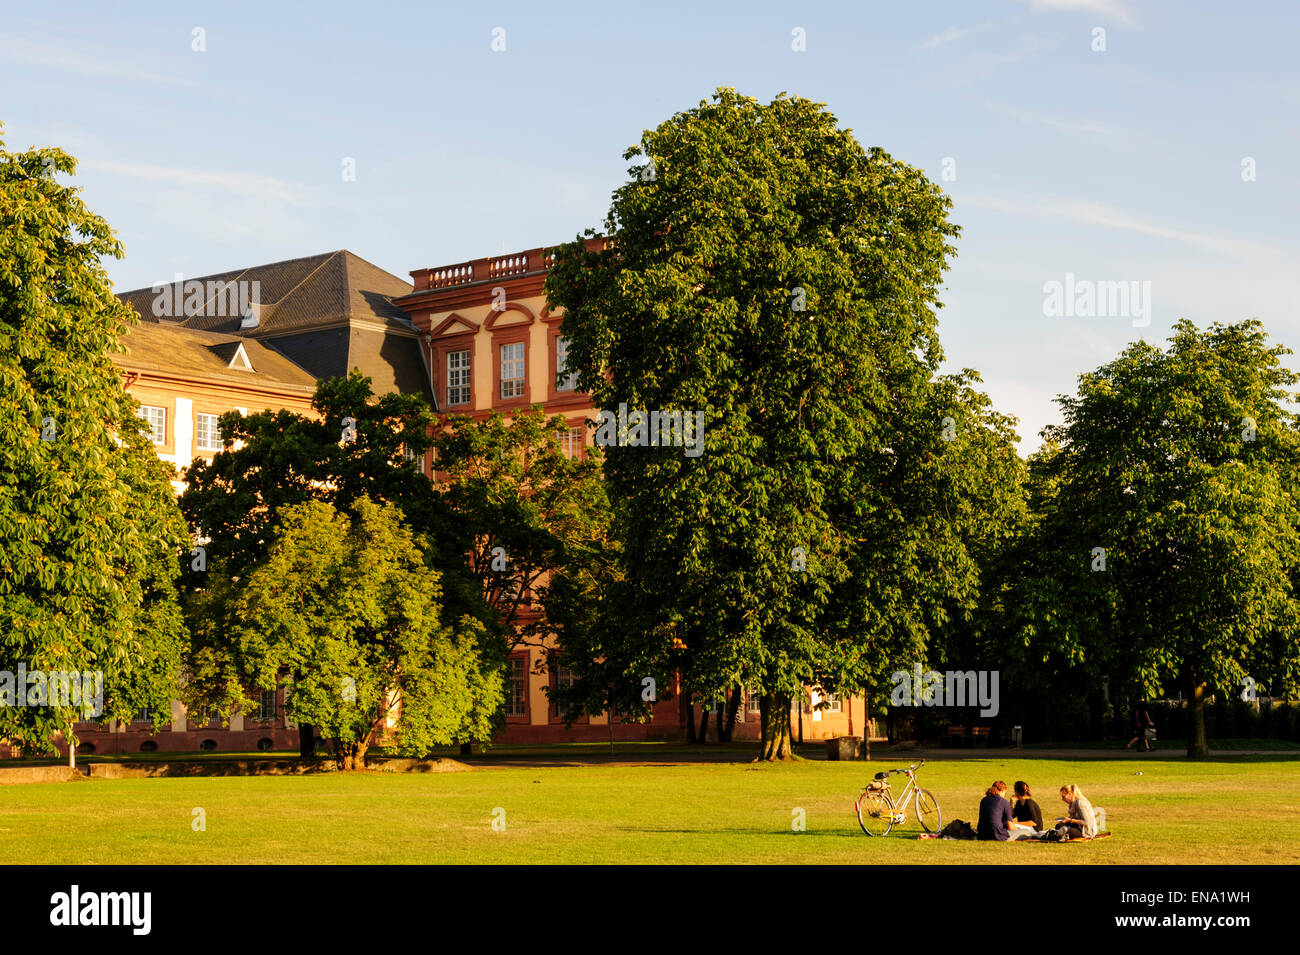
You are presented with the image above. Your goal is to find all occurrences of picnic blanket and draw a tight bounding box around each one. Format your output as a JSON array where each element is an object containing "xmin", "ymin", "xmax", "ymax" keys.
[
  {"xmin": 917, "ymin": 830, "xmax": 1112, "ymax": 841},
  {"xmin": 1020, "ymin": 830, "xmax": 1112, "ymax": 843}
]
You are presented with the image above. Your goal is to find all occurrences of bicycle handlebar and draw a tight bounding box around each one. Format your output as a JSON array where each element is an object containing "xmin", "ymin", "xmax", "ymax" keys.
[{"xmin": 888, "ymin": 760, "xmax": 925, "ymax": 775}]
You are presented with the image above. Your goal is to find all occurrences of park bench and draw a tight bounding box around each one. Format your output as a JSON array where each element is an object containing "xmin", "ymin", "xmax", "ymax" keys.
[
  {"xmin": 969, "ymin": 726, "xmax": 990, "ymax": 748},
  {"xmin": 941, "ymin": 725, "xmax": 966, "ymax": 749}
]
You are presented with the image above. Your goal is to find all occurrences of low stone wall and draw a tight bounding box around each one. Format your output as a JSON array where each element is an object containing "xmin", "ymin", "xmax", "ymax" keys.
[
  {"xmin": 0, "ymin": 755, "xmax": 470, "ymax": 784},
  {"xmin": 0, "ymin": 765, "xmax": 88, "ymax": 785}
]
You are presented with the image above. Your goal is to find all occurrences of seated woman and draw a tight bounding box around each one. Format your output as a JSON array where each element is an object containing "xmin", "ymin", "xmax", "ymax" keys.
[
  {"xmin": 1056, "ymin": 784, "xmax": 1098, "ymax": 839},
  {"xmin": 976, "ymin": 780, "xmax": 1036, "ymax": 841},
  {"xmin": 977, "ymin": 781, "xmax": 1012, "ymax": 841},
  {"xmin": 1011, "ymin": 781, "xmax": 1043, "ymax": 833}
]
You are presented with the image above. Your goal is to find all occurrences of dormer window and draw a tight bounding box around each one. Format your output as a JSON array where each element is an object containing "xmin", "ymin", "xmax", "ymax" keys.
[{"xmin": 228, "ymin": 342, "xmax": 253, "ymax": 371}]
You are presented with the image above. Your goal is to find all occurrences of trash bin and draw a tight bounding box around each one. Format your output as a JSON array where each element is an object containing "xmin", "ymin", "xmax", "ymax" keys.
[{"xmin": 826, "ymin": 736, "xmax": 862, "ymax": 761}]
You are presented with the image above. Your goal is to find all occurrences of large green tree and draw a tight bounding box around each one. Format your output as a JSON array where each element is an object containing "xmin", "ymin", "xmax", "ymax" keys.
[
  {"xmin": 1021, "ymin": 320, "xmax": 1300, "ymax": 757},
  {"xmin": 0, "ymin": 130, "xmax": 187, "ymax": 767},
  {"xmin": 180, "ymin": 372, "xmax": 499, "ymax": 754},
  {"xmin": 190, "ymin": 496, "xmax": 503, "ymax": 769},
  {"xmin": 545, "ymin": 89, "xmax": 1010, "ymax": 759}
]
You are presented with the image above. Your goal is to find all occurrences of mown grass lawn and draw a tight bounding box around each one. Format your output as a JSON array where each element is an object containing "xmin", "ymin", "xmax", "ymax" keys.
[{"xmin": 4, "ymin": 755, "xmax": 1298, "ymax": 864}]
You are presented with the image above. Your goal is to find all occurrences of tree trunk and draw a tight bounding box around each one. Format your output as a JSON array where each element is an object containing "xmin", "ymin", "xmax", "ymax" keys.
[
  {"xmin": 335, "ymin": 739, "xmax": 368, "ymax": 771},
  {"xmin": 758, "ymin": 692, "xmax": 795, "ymax": 761},
  {"xmin": 697, "ymin": 705, "xmax": 710, "ymax": 744},
  {"xmin": 681, "ymin": 690, "xmax": 697, "ymax": 744},
  {"xmin": 298, "ymin": 722, "xmax": 316, "ymax": 759},
  {"xmin": 1188, "ymin": 675, "xmax": 1210, "ymax": 759},
  {"xmin": 862, "ymin": 690, "xmax": 870, "ymax": 761},
  {"xmin": 720, "ymin": 687, "xmax": 742, "ymax": 742},
  {"xmin": 460, "ymin": 742, "xmax": 472, "ymax": 757}
]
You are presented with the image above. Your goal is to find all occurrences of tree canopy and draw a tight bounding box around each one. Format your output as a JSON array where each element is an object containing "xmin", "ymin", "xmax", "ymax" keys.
[
  {"xmin": 1020, "ymin": 319, "xmax": 1300, "ymax": 756},
  {"xmin": 545, "ymin": 89, "xmax": 1019, "ymax": 758},
  {"xmin": 0, "ymin": 129, "xmax": 187, "ymax": 766},
  {"xmin": 189, "ymin": 496, "xmax": 503, "ymax": 769}
]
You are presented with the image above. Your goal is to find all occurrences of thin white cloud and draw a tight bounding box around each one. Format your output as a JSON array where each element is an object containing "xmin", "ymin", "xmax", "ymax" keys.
[
  {"xmin": 918, "ymin": 22, "xmax": 994, "ymax": 51},
  {"xmin": 959, "ymin": 193, "xmax": 1280, "ymax": 258},
  {"xmin": 1018, "ymin": 0, "xmax": 1135, "ymax": 26},
  {"xmin": 966, "ymin": 95, "xmax": 1118, "ymax": 138},
  {"xmin": 0, "ymin": 35, "xmax": 197, "ymax": 88},
  {"xmin": 79, "ymin": 158, "xmax": 319, "ymax": 207}
]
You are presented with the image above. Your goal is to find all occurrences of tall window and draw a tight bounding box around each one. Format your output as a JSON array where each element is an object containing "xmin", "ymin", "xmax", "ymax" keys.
[
  {"xmin": 551, "ymin": 660, "xmax": 576, "ymax": 720},
  {"xmin": 132, "ymin": 706, "xmax": 152, "ymax": 724},
  {"xmin": 556, "ymin": 426, "xmax": 583, "ymax": 459},
  {"xmin": 195, "ymin": 412, "xmax": 222, "ymax": 451},
  {"xmin": 257, "ymin": 689, "xmax": 277, "ymax": 722},
  {"xmin": 446, "ymin": 349, "xmax": 471, "ymax": 406},
  {"xmin": 507, "ymin": 656, "xmax": 528, "ymax": 717},
  {"xmin": 499, "ymin": 342, "xmax": 525, "ymax": 399},
  {"xmin": 136, "ymin": 405, "xmax": 166, "ymax": 445},
  {"xmin": 747, "ymin": 693, "xmax": 762, "ymax": 715},
  {"xmin": 555, "ymin": 337, "xmax": 577, "ymax": 392},
  {"xmin": 554, "ymin": 662, "xmax": 576, "ymax": 693}
]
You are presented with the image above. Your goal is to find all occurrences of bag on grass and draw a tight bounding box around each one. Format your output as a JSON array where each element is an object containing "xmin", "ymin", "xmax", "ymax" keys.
[{"xmin": 938, "ymin": 819, "xmax": 976, "ymax": 840}]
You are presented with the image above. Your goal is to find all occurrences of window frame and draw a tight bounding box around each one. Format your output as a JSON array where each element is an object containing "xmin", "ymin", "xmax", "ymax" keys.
[
  {"xmin": 445, "ymin": 347, "xmax": 473, "ymax": 408},
  {"xmin": 490, "ymin": 325, "xmax": 531, "ymax": 411},
  {"xmin": 548, "ymin": 656, "xmax": 588, "ymax": 724},
  {"xmin": 256, "ymin": 688, "xmax": 277, "ymax": 723},
  {"xmin": 194, "ymin": 411, "xmax": 223, "ymax": 452},
  {"xmin": 506, "ymin": 652, "xmax": 530, "ymax": 722},
  {"xmin": 498, "ymin": 340, "xmax": 527, "ymax": 402},
  {"xmin": 136, "ymin": 404, "xmax": 167, "ymax": 446},
  {"xmin": 555, "ymin": 420, "xmax": 585, "ymax": 460},
  {"xmin": 554, "ymin": 335, "xmax": 577, "ymax": 393}
]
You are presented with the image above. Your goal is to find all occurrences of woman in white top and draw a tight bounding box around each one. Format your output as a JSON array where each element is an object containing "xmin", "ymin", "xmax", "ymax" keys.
[{"xmin": 1057, "ymin": 784, "xmax": 1097, "ymax": 838}]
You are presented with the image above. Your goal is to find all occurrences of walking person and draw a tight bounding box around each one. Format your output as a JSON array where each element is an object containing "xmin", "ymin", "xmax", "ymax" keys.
[{"xmin": 1126, "ymin": 700, "xmax": 1155, "ymax": 752}]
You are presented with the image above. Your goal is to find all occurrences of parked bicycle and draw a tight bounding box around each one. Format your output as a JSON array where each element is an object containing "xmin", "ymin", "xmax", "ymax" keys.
[{"xmin": 855, "ymin": 759, "xmax": 942, "ymax": 836}]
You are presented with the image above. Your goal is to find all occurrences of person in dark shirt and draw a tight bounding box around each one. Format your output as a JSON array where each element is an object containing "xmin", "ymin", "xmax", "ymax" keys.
[
  {"xmin": 977, "ymin": 780, "xmax": 1014, "ymax": 841},
  {"xmin": 1127, "ymin": 700, "xmax": 1155, "ymax": 751},
  {"xmin": 1011, "ymin": 780, "xmax": 1043, "ymax": 832}
]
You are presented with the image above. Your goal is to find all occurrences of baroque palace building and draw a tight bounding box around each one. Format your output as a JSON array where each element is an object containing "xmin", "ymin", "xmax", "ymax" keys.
[{"xmin": 36, "ymin": 245, "xmax": 869, "ymax": 759}]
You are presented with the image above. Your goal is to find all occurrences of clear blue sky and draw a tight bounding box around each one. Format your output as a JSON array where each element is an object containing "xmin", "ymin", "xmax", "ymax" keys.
[{"xmin": 4, "ymin": 0, "xmax": 1297, "ymax": 449}]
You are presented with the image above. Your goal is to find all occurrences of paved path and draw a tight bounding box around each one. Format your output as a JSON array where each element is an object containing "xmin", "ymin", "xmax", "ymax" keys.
[{"xmin": 458, "ymin": 745, "xmax": 1300, "ymax": 768}]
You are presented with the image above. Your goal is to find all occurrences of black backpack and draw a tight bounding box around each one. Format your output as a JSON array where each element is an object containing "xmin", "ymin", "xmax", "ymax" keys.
[{"xmin": 938, "ymin": 819, "xmax": 976, "ymax": 840}]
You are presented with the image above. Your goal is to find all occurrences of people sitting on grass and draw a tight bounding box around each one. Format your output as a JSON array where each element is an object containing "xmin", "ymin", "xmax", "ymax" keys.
[
  {"xmin": 1011, "ymin": 780, "xmax": 1043, "ymax": 834},
  {"xmin": 977, "ymin": 780, "xmax": 1035, "ymax": 841},
  {"xmin": 1055, "ymin": 784, "xmax": 1098, "ymax": 839}
]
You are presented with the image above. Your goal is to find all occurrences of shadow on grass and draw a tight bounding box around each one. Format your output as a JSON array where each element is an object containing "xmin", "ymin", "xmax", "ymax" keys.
[{"xmin": 614, "ymin": 826, "xmax": 905, "ymax": 839}]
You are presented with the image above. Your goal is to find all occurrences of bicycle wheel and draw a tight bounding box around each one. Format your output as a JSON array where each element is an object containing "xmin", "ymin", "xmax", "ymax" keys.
[
  {"xmin": 857, "ymin": 789, "xmax": 894, "ymax": 836},
  {"xmin": 915, "ymin": 788, "xmax": 942, "ymax": 833}
]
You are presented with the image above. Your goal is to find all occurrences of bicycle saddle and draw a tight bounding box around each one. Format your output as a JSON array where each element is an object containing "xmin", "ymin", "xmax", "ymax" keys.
[{"xmin": 873, "ymin": 771, "xmax": 889, "ymax": 780}]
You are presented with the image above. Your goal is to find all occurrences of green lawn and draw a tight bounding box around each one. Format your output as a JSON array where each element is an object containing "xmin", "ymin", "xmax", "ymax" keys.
[{"xmin": 4, "ymin": 754, "xmax": 1298, "ymax": 864}]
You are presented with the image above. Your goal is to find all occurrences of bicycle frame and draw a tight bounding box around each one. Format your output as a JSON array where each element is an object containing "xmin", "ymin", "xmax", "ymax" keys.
[
  {"xmin": 872, "ymin": 764, "xmax": 921, "ymax": 823},
  {"xmin": 890, "ymin": 768, "xmax": 917, "ymax": 821}
]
